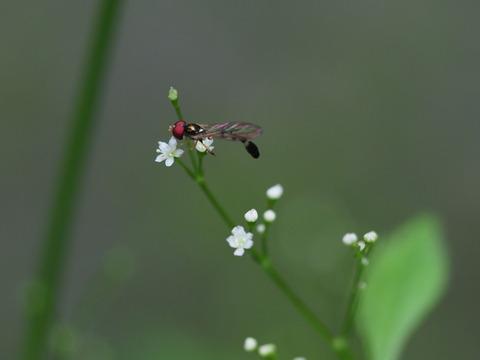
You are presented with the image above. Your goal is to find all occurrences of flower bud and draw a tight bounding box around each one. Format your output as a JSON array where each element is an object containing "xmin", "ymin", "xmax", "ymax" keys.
[
  {"xmin": 244, "ymin": 337, "xmax": 258, "ymax": 352},
  {"xmin": 258, "ymin": 344, "xmax": 277, "ymax": 358},
  {"xmin": 244, "ymin": 209, "xmax": 258, "ymax": 223},
  {"xmin": 263, "ymin": 210, "xmax": 276, "ymax": 223},
  {"xmin": 342, "ymin": 233, "xmax": 357, "ymax": 246},
  {"xmin": 363, "ymin": 231, "xmax": 378, "ymax": 243},
  {"xmin": 266, "ymin": 184, "xmax": 283, "ymax": 200},
  {"xmin": 168, "ymin": 87, "xmax": 178, "ymax": 101}
]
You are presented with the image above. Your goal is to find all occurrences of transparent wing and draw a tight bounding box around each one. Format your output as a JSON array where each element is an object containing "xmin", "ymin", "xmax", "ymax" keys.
[{"xmin": 192, "ymin": 122, "xmax": 263, "ymax": 141}]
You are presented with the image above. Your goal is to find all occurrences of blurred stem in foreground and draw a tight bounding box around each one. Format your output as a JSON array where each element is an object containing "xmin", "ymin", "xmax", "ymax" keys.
[{"xmin": 19, "ymin": 1, "xmax": 123, "ymax": 359}]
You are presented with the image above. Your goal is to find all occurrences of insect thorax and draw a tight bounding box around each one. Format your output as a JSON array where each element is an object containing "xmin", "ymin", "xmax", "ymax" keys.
[{"xmin": 184, "ymin": 124, "xmax": 204, "ymax": 137}]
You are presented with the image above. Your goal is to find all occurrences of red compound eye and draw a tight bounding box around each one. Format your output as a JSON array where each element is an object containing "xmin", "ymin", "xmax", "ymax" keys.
[{"xmin": 172, "ymin": 121, "xmax": 186, "ymax": 139}]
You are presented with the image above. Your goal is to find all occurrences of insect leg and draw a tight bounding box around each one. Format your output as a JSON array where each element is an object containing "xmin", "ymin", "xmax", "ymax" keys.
[{"xmin": 198, "ymin": 140, "xmax": 216, "ymax": 156}]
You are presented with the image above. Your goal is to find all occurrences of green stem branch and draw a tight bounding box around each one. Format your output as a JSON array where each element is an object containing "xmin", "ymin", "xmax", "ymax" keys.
[
  {"xmin": 196, "ymin": 178, "xmax": 235, "ymax": 229},
  {"xmin": 342, "ymin": 257, "xmax": 366, "ymax": 337},
  {"xmin": 258, "ymin": 253, "xmax": 334, "ymax": 343}
]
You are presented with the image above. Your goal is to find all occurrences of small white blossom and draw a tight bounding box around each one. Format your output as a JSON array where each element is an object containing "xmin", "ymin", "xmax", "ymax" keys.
[
  {"xmin": 293, "ymin": 357, "xmax": 307, "ymax": 360},
  {"xmin": 361, "ymin": 257, "xmax": 369, "ymax": 266},
  {"xmin": 266, "ymin": 184, "xmax": 284, "ymax": 200},
  {"xmin": 155, "ymin": 137, "xmax": 184, "ymax": 166},
  {"xmin": 263, "ymin": 210, "xmax": 276, "ymax": 223},
  {"xmin": 226, "ymin": 226, "xmax": 254, "ymax": 256},
  {"xmin": 244, "ymin": 337, "xmax": 258, "ymax": 352},
  {"xmin": 168, "ymin": 87, "xmax": 178, "ymax": 100},
  {"xmin": 258, "ymin": 344, "xmax": 277, "ymax": 357},
  {"xmin": 364, "ymin": 231, "xmax": 378, "ymax": 243},
  {"xmin": 358, "ymin": 241, "xmax": 366, "ymax": 251},
  {"xmin": 244, "ymin": 209, "xmax": 258, "ymax": 223},
  {"xmin": 256, "ymin": 223, "xmax": 266, "ymax": 234},
  {"xmin": 342, "ymin": 233, "xmax": 357, "ymax": 246},
  {"xmin": 195, "ymin": 137, "xmax": 214, "ymax": 152}
]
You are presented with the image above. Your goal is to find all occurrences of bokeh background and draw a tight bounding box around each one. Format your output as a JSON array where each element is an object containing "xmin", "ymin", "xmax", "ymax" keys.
[{"xmin": 1, "ymin": 1, "xmax": 479, "ymax": 359}]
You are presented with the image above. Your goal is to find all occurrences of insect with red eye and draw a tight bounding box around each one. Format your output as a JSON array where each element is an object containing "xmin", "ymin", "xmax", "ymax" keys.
[{"xmin": 170, "ymin": 121, "xmax": 263, "ymax": 158}]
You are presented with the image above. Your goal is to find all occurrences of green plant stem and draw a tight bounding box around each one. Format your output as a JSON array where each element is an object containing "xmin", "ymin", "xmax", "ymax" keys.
[
  {"xmin": 342, "ymin": 257, "xmax": 366, "ymax": 337},
  {"xmin": 196, "ymin": 177, "xmax": 235, "ymax": 229},
  {"xmin": 18, "ymin": 1, "xmax": 123, "ymax": 359},
  {"xmin": 169, "ymin": 95, "xmax": 184, "ymax": 123},
  {"xmin": 257, "ymin": 253, "xmax": 334, "ymax": 343},
  {"xmin": 181, "ymin": 164, "xmax": 354, "ymax": 359},
  {"xmin": 175, "ymin": 158, "xmax": 196, "ymax": 180}
]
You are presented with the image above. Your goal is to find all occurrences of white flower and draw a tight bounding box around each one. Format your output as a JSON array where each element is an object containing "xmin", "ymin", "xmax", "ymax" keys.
[
  {"xmin": 256, "ymin": 223, "xmax": 266, "ymax": 234},
  {"xmin": 258, "ymin": 344, "xmax": 277, "ymax": 357},
  {"xmin": 244, "ymin": 209, "xmax": 258, "ymax": 223},
  {"xmin": 195, "ymin": 137, "xmax": 214, "ymax": 152},
  {"xmin": 244, "ymin": 337, "xmax": 258, "ymax": 352},
  {"xmin": 293, "ymin": 357, "xmax": 307, "ymax": 360},
  {"xmin": 358, "ymin": 241, "xmax": 366, "ymax": 251},
  {"xmin": 155, "ymin": 136, "xmax": 184, "ymax": 166},
  {"xmin": 263, "ymin": 210, "xmax": 276, "ymax": 223},
  {"xmin": 342, "ymin": 233, "xmax": 357, "ymax": 245},
  {"xmin": 226, "ymin": 226, "xmax": 254, "ymax": 256},
  {"xmin": 266, "ymin": 184, "xmax": 284, "ymax": 200},
  {"xmin": 364, "ymin": 231, "xmax": 378, "ymax": 243}
]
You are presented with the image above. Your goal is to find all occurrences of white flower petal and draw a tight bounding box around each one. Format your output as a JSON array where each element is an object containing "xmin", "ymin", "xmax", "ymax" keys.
[
  {"xmin": 168, "ymin": 136, "xmax": 178, "ymax": 148},
  {"xmin": 165, "ymin": 157, "xmax": 174, "ymax": 167},
  {"xmin": 174, "ymin": 149, "xmax": 184, "ymax": 157},
  {"xmin": 234, "ymin": 248, "xmax": 245, "ymax": 256},
  {"xmin": 155, "ymin": 154, "xmax": 166, "ymax": 162},
  {"xmin": 226, "ymin": 235, "xmax": 236, "ymax": 248},
  {"xmin": 158, "ymin": 141, "xmax": 170, "ymax": 153},
  {"xmin": 195, "ymin": 138, "xmax": 214, "ymax": 152}
]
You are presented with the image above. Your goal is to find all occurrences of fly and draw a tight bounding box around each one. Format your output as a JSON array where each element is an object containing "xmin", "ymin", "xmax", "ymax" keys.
[{"xmin": 170, "ymin": 121, "xmax": 263, "ymax": 158}]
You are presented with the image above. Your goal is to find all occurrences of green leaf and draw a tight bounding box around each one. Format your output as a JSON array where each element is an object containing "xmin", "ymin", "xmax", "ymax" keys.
[{"xmin": 357, "ymin": 214, "xmax": 449, "ymax": 360}]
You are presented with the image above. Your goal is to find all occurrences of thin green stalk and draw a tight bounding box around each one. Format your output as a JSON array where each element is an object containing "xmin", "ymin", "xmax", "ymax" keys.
[
  {"xmin": 175, "ymin": 158, "xmax": 196, "ymax": 180},
  {"xmin": 259, "ymin": 254, "xmax": 334, "ymax": 343},
  {"xmin": 196, "ymin": 177, "xmax": 235, "ymax": 229},
  {"xmin": 175, "ymin": 159, "xmax": 234, "ymax": 229},
  {"xmin": 19, "ymin": 1, "xmax": 123, "ymax": 359},
  {"xmin": 169, "ymin": 91, "xmax": 184, "ymax": 123},
  {"xmin": 342, "ymin": 258, "xmax": 366, "ymax": 337}
]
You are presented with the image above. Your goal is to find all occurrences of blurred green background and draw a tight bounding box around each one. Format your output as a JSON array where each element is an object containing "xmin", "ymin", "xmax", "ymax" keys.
[{"xmin": 1, "ymin": 1, "xmax": 479, "ymax": 359}]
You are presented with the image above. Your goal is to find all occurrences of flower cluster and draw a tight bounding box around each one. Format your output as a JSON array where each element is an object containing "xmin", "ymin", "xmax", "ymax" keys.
[
  {"xmin": 244, "ymin": 337, "xmax": 306, "ymax": 360},
  {"xmin": 342, "ymin": 231, "xmax": 378, "ymax": 260},
  {"xmin": 225, "ymin": 184, "xmax": 284, "ymax": 257},
  {"xmin": 155, "ymin": 136, "xmax": 215, "ymax": 167}
]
